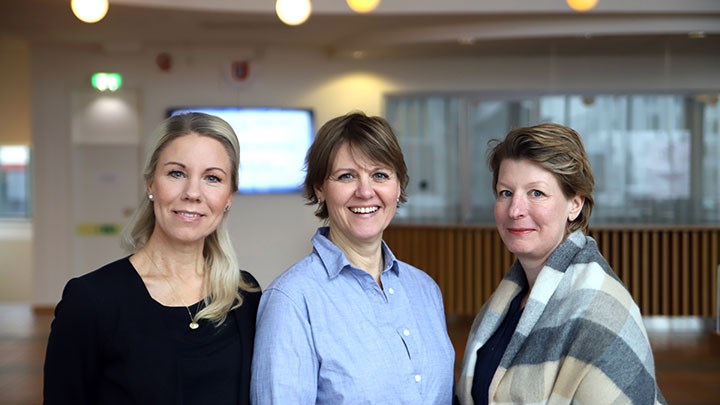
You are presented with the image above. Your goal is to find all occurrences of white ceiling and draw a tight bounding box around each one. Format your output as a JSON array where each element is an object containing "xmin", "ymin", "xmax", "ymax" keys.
[{"xmin": 2, "ymin": 0, "xmax": 719, "ymax": 59}]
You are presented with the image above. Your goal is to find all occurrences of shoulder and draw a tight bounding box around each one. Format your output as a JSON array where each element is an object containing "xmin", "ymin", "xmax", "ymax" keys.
[
  {"xmin": 397, "ymin": 260, "xmax": 440, "ymax": 288},
  {"xmin": 64, "ymin": 257, "xmax": 136, "ymax": 300},
  {"xmin": 239, "ymin": 270, "xmax": 262, "ymax": 303},
  {"xmin": 264, "ymin": 253, "xmax": 322, "ymax": 294}
]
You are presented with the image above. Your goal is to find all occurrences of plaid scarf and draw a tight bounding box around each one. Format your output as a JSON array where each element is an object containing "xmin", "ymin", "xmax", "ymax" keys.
[{"xmin": 457, "ymin": 231, "xmax": 666, "ymax": 404}]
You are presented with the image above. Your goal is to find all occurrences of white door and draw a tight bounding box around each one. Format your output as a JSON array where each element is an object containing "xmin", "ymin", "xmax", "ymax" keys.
[{"xmin": 71, "ymin": 90, "xmax": 141, "ymax": 275}]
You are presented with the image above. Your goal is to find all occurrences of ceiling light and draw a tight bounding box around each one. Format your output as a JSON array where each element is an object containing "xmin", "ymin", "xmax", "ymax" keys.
[
  {"xmin": 71, "ymin": 0, "xmax": 109, "ymax": 24},
  {"xmin": 688, "ymin": 31, "xmax": 706, "ymax": 39},
  {"xmin": 347, "ymin": 0, "xmax": 381, "ymax": 13},
  {"xmin": 276, "ymin": 0, "xmax": 312, "ymax": 26},
  {"xmin": 566, "ymin": 0, "xmax": 598, "ymax": 12}
]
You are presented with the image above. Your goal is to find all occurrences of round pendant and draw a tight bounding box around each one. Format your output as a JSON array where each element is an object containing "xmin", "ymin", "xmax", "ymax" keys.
[{"xmin": 189, "ymin": 321, "xmax": 199, "ymax": 330}]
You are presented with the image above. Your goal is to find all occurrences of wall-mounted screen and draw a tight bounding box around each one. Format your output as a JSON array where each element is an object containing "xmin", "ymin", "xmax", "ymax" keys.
[{"xmin": 168, "ymin": 107, "xmax": 314, "ymax": 194}]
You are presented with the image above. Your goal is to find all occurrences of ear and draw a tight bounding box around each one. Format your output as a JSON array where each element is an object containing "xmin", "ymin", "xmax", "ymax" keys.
[
  {"xmin": 314, "ymin": 184, "xmax": 325, "ymax": 203},
  {"xmin": 146, "ymin": 181, "xmax": 153, "ymax": 197},
  {"xmin": 568, "ymin": 195, "xmax": 585, "ymax": 220},
  {"xmin": 225, "ymin": 192, "xmax": 235, "ymax": 210}
]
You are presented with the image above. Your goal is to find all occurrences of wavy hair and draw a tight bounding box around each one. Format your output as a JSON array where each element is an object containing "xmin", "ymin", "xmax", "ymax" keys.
[{"xmin": 120, "ymin": 112, "xmax": 256, "ymax": 324}]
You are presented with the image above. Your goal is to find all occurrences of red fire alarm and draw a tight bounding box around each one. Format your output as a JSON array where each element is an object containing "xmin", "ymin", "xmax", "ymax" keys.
[
  {"xmin": 156, "ymin": 52, "xmax": 172, "ymax": 72},
  {"xmin": 231, "ymin": 61, "xmax": 250, "ymax": 81}
]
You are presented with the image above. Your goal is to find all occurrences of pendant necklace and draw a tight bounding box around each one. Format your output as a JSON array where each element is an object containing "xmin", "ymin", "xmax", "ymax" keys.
[{"xmin": 144, "ymin": 250, "xmax": 203, "ymax": 330}]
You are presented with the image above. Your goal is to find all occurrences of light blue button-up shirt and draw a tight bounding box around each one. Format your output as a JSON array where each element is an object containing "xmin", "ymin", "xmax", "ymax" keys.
[{"xmin": 251, "ymin": 227, "xmax": 455, "ymax": 404}]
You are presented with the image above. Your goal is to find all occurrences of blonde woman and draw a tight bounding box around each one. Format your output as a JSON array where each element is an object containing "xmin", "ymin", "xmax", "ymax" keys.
[{"xmin": 44, "ymin": 112, "xmax": 260, "ymax": 404}]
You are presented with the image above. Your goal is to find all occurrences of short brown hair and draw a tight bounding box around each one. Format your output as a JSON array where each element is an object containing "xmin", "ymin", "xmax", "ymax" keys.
[
  {"xmin": 303, "ymin": 111, "xmax": 409, "ymax": 219},
  {"xmin": 487, "ymin": 123, "xmax": 595, "ymax": 234}
]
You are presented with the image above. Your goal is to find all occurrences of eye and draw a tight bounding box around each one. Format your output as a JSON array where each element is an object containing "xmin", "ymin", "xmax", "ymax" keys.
[
  {"xmin": 336, "ymin": 172, "xmax": 355, "ymax": 181},
  {"xmin": 206, "ymin": 174, "xmax": 222, "ymax": 183},
  {"xmin": 169, "ymin": 170, "xmax": 185, "ymax": 179},
  {"xmin": 498, "ymin": 190, "xmax": 512, "ymax": 198},
  {"xmin": 530, "ymin": 189, "xmax": 546, "ymax": 198},
  {"xmin": 372, "ymin": 171, "xmax": 390, "ymax": 181}
]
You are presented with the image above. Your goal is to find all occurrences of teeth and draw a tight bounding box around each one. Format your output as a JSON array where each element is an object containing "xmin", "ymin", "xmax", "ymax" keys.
[
  {"xmin": 351, "ymin": 207, "xmax": 378, "ymax": 214},
  {"xmin": 178, "ymin": 211, "xmax": 200, "ymax": 218}
]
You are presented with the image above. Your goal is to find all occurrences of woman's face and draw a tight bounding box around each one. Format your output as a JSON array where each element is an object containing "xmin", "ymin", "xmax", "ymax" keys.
[
  {"xmin": 316, "ymin": 142, "xmax": 401, "ymax": 249},
  {"xmin": 148, "ymin": 133, "xmax": 234, "ymax": 247},
  {"xmin": 494, "ymin": 159, "xmax": 583, "ymax": 269}
]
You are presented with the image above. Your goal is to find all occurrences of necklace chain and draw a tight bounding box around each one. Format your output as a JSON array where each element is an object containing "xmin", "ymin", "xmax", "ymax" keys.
[{"xmin": 144, "ymin": 250, "xmax": 203, "ymax": 330}]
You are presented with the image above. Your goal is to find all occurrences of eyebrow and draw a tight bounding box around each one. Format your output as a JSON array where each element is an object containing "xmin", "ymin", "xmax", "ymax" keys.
[{"xmin": 163, "ymin": 161, "xmax": 228, "ymax": 174}]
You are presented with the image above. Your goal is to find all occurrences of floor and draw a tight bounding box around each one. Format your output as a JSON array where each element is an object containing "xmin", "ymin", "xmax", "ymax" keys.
[{"xmin": 1, "ymin": 304, "xmax": 719, "ymax": 404}]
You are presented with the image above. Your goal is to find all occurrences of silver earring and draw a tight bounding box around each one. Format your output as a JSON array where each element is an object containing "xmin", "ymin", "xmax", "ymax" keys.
[
  {"xmin": 148, "ymin": 194, "xmax": 154, "ymax": 201},
  {"xmin": 224, "ymin": 205, "xmax": 230, "ymax": 212}
]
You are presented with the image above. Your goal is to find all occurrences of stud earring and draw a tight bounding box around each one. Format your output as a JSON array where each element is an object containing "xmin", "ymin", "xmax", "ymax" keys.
[
  {"xmin": 148, "ymin": 194, "xmax": 154, "ymax": 201},
  {"xmin": 224, "ymin": 205, "xmax": 230, "ymax": 212}
]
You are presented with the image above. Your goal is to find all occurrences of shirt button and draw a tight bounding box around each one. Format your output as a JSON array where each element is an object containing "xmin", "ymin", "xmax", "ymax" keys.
[
  {"xmin": 388, "ymin": 287, "xmax": 395, "ymax": 294},
  {"xmin": 415, "ymin": 374, "xmax": 422, "ymax": 382},
  {"xmin": 403, "ymin": 329, "xmax": 410, "ymax": 336}
]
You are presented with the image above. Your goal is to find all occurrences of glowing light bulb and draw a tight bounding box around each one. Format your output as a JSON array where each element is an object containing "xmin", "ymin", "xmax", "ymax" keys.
[
  {"xmin": 71, "ymin": 0, "xmax": 109, "ymax": 23},
  {"xmin": 347, "ymin": 0, "xmax": 381, "ymax": 13},
  {"xmin": 275, "ymin": 0, "xmax": 312, "ymax": 26},
  {"xmin": 566, "ymin": 0, "xmax": 598, "ymax": 12}
]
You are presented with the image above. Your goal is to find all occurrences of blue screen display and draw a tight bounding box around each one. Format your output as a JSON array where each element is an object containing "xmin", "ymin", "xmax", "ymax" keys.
[{"xmin": 168, "ymin": 107, "xmax": 314, "ymax": 194}]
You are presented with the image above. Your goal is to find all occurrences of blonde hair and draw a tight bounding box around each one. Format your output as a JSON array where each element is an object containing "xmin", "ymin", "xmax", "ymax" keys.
[
  {"xmin": 487, "ymin": 123, "xmax": 595, "ymax": 234},
  {"xmin": 120, "ymin": 112, "xmax": 257, "ymax": 324}
]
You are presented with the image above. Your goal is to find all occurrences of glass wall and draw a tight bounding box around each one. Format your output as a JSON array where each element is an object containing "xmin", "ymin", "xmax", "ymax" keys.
[
  {"xmin": 0, "ymin": 145, "xmax": 31, "ymax": 219},
  {"xmin": 386, "ymin": 93, "xmax": 720, "ymax": 225}
]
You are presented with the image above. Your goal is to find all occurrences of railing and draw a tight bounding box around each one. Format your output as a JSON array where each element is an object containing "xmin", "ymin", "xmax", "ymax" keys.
[{"xmin": 384, "ymin": 224, "xmax": 719, "ymax": 318}]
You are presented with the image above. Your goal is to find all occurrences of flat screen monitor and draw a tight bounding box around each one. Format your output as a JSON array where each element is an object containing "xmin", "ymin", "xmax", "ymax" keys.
[{"xmin": 167, "ymin": 107, "xmax": 314, "ymax": 194}]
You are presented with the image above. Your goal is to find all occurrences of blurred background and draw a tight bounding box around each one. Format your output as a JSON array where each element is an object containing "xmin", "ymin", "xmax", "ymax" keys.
[{"xmin": 0, "ymin": 1, "xmax": 719, "ymax": 402}]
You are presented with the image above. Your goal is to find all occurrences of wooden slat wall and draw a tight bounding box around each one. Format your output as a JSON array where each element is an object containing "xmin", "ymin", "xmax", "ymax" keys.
[{"xmin": 383, "ymin": 224, "xmax": 720, "ymax": 317}]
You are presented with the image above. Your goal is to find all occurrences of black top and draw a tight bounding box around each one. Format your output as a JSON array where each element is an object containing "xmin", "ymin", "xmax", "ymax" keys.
[
  {"xmin": 471, "ymin": 284, "xmax": 527, "ymax": 405},
  {"xmin": 43, "ymin": 256, "xmax": 261, "ymax": 405}
]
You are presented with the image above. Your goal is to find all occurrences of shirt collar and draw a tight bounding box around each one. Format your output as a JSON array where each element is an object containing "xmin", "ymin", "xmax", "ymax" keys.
[{"xmin": 311, "ymin": 226, "xmax": 400, "ymax": 279}]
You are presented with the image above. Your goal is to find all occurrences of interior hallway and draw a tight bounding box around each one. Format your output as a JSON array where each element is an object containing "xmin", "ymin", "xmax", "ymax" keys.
[{"xmin": 0, "ymin": 304, "xmax": 718, "ymax": 404}]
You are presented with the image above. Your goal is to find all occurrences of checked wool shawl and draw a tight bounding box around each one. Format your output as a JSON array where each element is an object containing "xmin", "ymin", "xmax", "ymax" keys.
[{"xmin": 457, "ymin": 231, "xmax": 666, "ymax": 405}]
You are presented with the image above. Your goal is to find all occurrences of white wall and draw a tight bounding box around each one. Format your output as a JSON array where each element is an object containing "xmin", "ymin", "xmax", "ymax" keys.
[
  {"xmin": 0, "ymin": 221, "xmax": 32, "ymax": 301},
  {"xmin": 30, "ymin": 44, "xmax": 720, "ymax": 305}
]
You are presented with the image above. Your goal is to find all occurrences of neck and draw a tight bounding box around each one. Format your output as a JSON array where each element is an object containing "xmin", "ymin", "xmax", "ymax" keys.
[
  {"xmin": 141, "ymin": 239, "xmax": 204, "ymax": 278},
  {"xmin": 328, "ymin": 229, "xmax": 384, "ymax": 283}
]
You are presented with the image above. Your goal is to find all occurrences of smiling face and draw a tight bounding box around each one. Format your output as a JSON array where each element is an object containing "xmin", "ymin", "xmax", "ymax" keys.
[
  {"xmin": 147, "ymin": 133, "xmax": 235, "ymax": 247},
  {"xmin": 494, "ymin": 159, "xmax": 584, "ymax": 272},
  {"xmin": 315, "ymin": 142, "xmax": 401, "ymax": 250}
]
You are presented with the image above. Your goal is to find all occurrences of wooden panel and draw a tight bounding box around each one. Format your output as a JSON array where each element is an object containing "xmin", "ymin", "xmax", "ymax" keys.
[{"xmin": 385, "ymin": 224, "xmax": 720, "ymax": 318}]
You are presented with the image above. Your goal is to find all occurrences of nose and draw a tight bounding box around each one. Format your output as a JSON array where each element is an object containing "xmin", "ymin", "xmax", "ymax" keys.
[
  {"xmin": 354, "ymin": 176, "xmax": 375, "ymax": 199},
  {"xmin": 508, "ymin": 194, "xmax": 526, "ymax": 219},
  {"xmin": 182, "ymin": 177, "xmax": 201, "ymax": 201}
]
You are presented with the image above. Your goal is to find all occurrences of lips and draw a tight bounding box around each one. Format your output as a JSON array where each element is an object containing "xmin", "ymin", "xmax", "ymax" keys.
[
  {"xmin": 350, "ymin": 206, "xmax": 379, "ymax": 214},
  {"xmin": 507, "ymin": 228, "xmax": 534, "ymax": 235}
]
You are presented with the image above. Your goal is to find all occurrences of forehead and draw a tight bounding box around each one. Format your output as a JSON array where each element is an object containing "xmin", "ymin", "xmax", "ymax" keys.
[
  {"xmin": 331, "ymin": 142, "xmax": 376, "ymax": 168},
  {"xmin": 498, "ymin": 159, "xmax": 558, "ymax": 184},
  {"xmin": 161, "ymin": 134, "xmax": 230, "ymax": 163}
]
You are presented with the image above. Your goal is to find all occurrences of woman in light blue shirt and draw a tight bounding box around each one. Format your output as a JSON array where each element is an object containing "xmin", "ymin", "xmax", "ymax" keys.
[{"xmin": 251, "ymin": 111, "xmax": 455, "ymax": 404}]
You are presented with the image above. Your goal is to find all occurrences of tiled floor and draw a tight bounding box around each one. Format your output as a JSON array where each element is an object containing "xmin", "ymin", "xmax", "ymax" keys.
[{"xmin": 1, "ymin": 304, "xmax": 719, "ymax": 404}]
